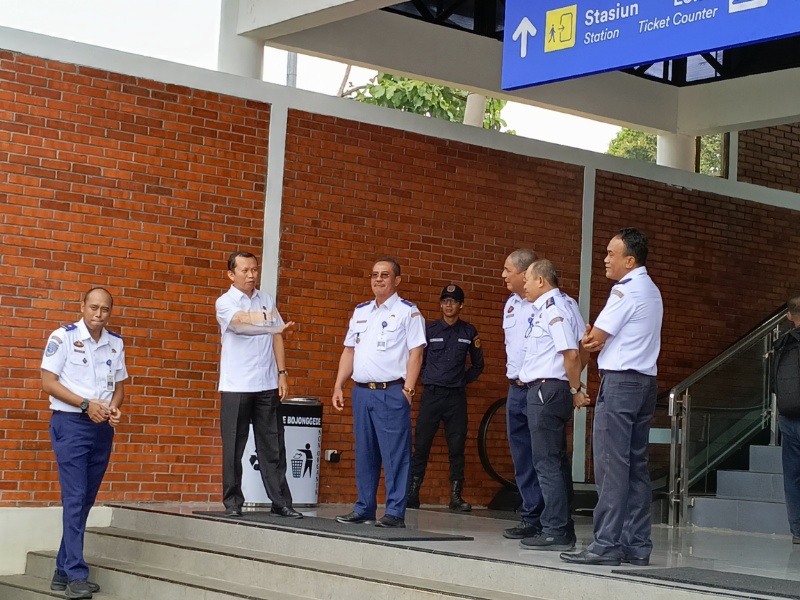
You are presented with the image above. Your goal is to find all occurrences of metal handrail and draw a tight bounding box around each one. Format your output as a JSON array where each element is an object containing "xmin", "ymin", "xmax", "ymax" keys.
[{"xmin": 668, "ymin": 305, "xmax": 787, "ymax": 402}]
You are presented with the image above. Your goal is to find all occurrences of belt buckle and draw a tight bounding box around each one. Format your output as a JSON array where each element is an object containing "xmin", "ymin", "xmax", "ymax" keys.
[
  {"xmin": 368, "ymin": 383, "xmax": 377, "ymax": 390},
  {"xmin": 515, "ymin": 379, "xmax": 524, "ymax": 387}
]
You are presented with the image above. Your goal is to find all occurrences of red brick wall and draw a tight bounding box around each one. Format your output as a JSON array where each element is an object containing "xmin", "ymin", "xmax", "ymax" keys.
[
  {"xmin": 738, "ymin": 124, "xmax": 800, "ymax": 192},
  {"xmin": 0, "ymin": 50, "xmax": 270, "ymax": 505},
  {"xmin": 278, "ymin": 110, "xmax": 585, "ymax": 506}
]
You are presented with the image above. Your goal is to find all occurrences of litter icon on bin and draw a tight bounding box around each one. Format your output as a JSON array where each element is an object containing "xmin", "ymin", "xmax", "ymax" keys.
[{"xmin": 291, "ymin": 453, "xmax": 304, "ymax": 478}]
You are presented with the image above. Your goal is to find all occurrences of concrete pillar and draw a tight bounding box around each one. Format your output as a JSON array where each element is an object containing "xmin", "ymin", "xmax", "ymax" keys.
[
  {"xmin": 218, "ymin": 0, "xmax": 264, "ymax": 78},
  {"xmin": 656, "ymin": 133, "xmax": 696, "ymax": 171},
  {"xmin": 463, "ymin": 93, "xmax": 486, "ymax": 128}
]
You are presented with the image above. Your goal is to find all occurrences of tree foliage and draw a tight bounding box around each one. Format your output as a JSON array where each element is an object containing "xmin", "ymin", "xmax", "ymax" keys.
[
  {"xmin": 607, "ymin": 128, "xmax": 723, "ymax": 176},
  {"xmin": 343, "ymin": 72, "xmax": 511, "ymax": 132}
]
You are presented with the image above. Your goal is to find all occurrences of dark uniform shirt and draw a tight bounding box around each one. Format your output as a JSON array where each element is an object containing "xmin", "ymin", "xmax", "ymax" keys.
[{"xmin": 421, "ymin": 319, "xmax": 484, "ymax": 388}]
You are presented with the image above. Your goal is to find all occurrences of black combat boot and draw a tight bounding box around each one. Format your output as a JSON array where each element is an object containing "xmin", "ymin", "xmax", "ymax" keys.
[
  {"xmin": 449, "ymin": 480, "xmax": 472, "ymax": 512},
  {"xmin": 406, "ymin": 475, "xmax": 422, "ymax": 509}
]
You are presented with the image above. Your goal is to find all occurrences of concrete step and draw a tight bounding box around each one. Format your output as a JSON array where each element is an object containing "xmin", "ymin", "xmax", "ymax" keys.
[
  {"xmin": 25, "ymin": 551, "xmax": 310, "ymax": 600},
  {"xmin": 0, "ymin": 573, "xmax": 131, "ymax": 600},
  {"xmin": 80, "ymin": 526, "xmax": 532, "ymax": 600},
  {"xmin": 717, "ymin": 470, "xmax": 785, "ymax": 502},
  {"xmin": 688, "ymin": 497, "xmax": 791, "ymax": 535},
  {"xmin": 749, "ymin": 445, "xmax": 783, "ymax": 474}
]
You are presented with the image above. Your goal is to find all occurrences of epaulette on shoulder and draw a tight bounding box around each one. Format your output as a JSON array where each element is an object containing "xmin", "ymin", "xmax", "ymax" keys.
[
  {"xmin": 107, "ymin": 330, "xmax": 122, "ymax": 339},
  {"xmin": 62, "ymin": 323, "xmax": 77, "ymax": 331},
  {"xmin": 356, "ymin": 300, "xmax": 372, "ymax": 309},
  {"xmin": 615, "ymin": 278, "xmax": 632, "ymax": 286},
  {"xmin": 545, "ymin": 296, "xmax": 556, "ymax": 309},
  {"xmin": 401, "ymin": 299, "xmax": 415, "ymax": 307}
]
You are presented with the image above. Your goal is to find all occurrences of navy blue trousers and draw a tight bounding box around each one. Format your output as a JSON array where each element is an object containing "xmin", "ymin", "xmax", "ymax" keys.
[
  {"xmin": 50, "ymin": 411, "xmax": 114, "ymax": 581},
  {"xmin": 780, "ymin": 415, "xmax": 800, "ymax": 537},
  {"xmin": 527, "ymin": 380, "xmax": 574, "ymax": 536},
  {"xmin": 351, "ymin": 384, "xmax": 411, "ymax": 519},
  {"xmin": 506, "ymin": 383, "xmax": 544, "ymax": 525},
  {"xmin": 588, "ymin": 371, "xmax": 657, "ymax": 559}
]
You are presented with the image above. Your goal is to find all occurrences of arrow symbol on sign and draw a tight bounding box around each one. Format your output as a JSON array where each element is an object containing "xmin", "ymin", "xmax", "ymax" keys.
[{"xmin": 512, "ymin": 17, "xmax": 537, "ymax": 59}]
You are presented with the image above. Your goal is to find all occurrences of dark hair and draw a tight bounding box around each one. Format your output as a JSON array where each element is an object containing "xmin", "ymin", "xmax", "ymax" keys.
[
  {"xmin": 617, "ymin": 228, "xmax": 649, "ymax": 266},
  {"xmin": 84, "ymin": 287, "xmax": 113, "ymax": 307},
  {"xmin": 228, "ymin": 251, "xmax": 258, "ymax": 272},
  {"xmin": 373, "ymin": 257, "xmax": 401, "ymax": 277},
  {"xmin": 508, "ymin": 248, "xmax": 538, "ymax": 272},
  {"xmin": 788, "ymin": 296, "xmax": 800, "ymax": 316},
  {"xmin": 529, "ymin": 259, "xmax": 559, "ymax": 287}
]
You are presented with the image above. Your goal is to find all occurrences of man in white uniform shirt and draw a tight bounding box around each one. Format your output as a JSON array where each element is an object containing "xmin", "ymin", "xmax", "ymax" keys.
[
  {"xmin": 500, "ymin": 248, "xmax": 545, "ymax": 539},
  {"xmin": 42, "ymin": 287, "xmax": 126, "ymax": 599},
  {"xmin": 561, "ymin": 228, "xmax": 663, "ymax": 567},
  {"xmin": 333, "ymin": 258, "xmax": 426, "ymax": 528},
  {"xmin": 215, "ymin": 251, "xmax": 300, "ymax": 519},
  {"xmin": 518, "ymin": 259, "xmax": 589, "ymax": 551}
]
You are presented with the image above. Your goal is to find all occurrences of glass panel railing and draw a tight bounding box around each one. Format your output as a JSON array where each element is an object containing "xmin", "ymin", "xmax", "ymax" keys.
[{"xmin": 668, "ymin": 307, "xmax": 790, "ymax": 526}]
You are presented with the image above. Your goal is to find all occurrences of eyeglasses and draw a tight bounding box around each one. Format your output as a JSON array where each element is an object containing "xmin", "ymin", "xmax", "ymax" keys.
[
  {"xmin": 369, "ymin": 272, "xmax": 393, "ymax": 280},
  {"xmin": 440, "ymin": 299, "xmax": 460, "ymax": 306},
  {"xmin": 524, "ymin": 317, "xmax": 534, "ymax": 338}
]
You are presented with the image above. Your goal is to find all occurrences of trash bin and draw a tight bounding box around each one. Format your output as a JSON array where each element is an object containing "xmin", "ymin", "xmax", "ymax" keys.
[
  {"xmin": 280, "ymin": 397, "xmax": 323, "ymax": 506},
  {"xmin": 241, "ymin": 397, "xmax": 323, "ymax": 507}
]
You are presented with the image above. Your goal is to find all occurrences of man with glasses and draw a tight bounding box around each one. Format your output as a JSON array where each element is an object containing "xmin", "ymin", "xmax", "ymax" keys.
[
  {"xmin": 407, "ymin": 284, "xmax": 484, "ymax": 512},
  {"xmin": 500, "ymin": 248, "xmax": 545, "ymax": 539},
  {"xmin": 333, "ymin": 258, "xmax": 426, "ymax": 528}
]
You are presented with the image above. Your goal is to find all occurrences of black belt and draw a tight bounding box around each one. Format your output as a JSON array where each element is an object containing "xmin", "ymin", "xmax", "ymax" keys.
[
  {"xmin": 508, "ymin": 379, "xmax": 526, "ymax": 388},
  {"xmin": 525, "ymin": 378, "xmax": 565, "ymax": 389},
  {"xmin": 599, "ymin": 369, "xmax": 650, "ymax": 377},
  {"xmin": 355, "ymin": 378, "xmax": 404, "ymax": 390}
]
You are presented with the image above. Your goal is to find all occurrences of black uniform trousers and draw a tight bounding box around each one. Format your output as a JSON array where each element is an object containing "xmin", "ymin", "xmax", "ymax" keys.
[
  {"xmin": 410, "ymin": 385, "xmax": 468, "ymax": 482},
  {"xmin": 220, "ymin": 390, "xmax": 293, "ymax": 510}
]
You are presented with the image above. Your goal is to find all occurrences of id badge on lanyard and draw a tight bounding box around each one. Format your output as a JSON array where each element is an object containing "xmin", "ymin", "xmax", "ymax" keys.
[
  {"xmin": 377, "ymin": 320, "xmax": 388, "ymax": 351},
  {"xmin": 106, "ymin": 360, "xmax": 115, "ymax": 392}
]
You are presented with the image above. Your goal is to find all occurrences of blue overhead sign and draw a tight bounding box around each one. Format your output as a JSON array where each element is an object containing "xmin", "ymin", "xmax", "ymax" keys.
[{"xmin": 502, "ymin": 0, "xmax": 800, "ymax": 90}]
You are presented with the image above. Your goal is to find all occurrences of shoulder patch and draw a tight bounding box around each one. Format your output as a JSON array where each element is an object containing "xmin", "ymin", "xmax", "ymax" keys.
[
  {"xmin": 545, "ymin": 297, "xmax": 556, "ymax": 308},
  {"xmin": 401, "ymin": 299, "xmax": 415, "ymax": 307},
  {"xmin": 611, "ymin": 290, "xmax": 625, "ymax": 299},
  {"xmin": 411, "ymin": 312, "xmax": 421, "ymax": 318},
  {"xmin": 51, "ymin": 336, "xmax": 63, "ymax": 345},
  {"xmin": 45, "ymin": 341, "xmax": 60, "ymax": 357},
  {"xmin": 62, "ymin": 324, "xmax": 77, "ymax": 331},
  {"xmin": 356, "ymin": 300, "xmax": 372, "ymax": 308},
  {"xmin": 473, "ymin": 337, "xmax": 481, "ymax": 348},
  {"xmin": 107, "ymin": 330, "xmax": 122, "ymax": 339},
  {"xmin": 549, "ymin": 317, "xmax": 564, "ymax": 326}
]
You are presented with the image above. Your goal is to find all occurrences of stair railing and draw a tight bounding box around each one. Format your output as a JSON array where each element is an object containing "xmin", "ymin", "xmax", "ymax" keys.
[{"xmin": 668, "ymin": 306, "xmax": 789, "ymax": 526}]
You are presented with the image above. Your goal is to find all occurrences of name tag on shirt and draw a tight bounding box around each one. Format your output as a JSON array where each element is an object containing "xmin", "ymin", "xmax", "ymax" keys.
[
  {"xmin": 457, "ymin": 338, "xmax": 471, "ymax": 344},
  {"xmin": 430, "ymin": 338, "xmax": 444, "ymax": 342}
]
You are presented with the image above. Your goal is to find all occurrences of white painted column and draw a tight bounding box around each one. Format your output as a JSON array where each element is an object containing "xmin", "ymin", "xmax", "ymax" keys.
[
  {"xmin": 656, "ymin": 133, "xmax": 695, "ymax": 171},
  {"xmin": 463, "ymin": 93, "xmax": 486, "ymax": 127},
  {"xmin": 572, "ymin": 167, "xmax": 595, "ymax": 483},
  {"xmin": 218, "ymin": 0, "xmax": 264, "ymax": 78},
  {"xmin": 260, "ymin": 102, "xmax": 289, "ymax": 297}
]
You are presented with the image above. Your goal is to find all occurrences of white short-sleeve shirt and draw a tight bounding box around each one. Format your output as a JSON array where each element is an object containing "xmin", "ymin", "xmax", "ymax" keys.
[
  {"xmin": 503, "ymin": 293, "xmax": 535, "ymax": 380},
  {"xmin": 519, "ymin": 289, "xmax": 585, "ymax": 382},
  {"xmin": 216, "ymin": 286, "xmax": 285, "ymax": 392},
  {"xmin": 41, "ymin": 319, "xmax": 128, "ymax": 412},
  {"xmin": 344, "ymin": 293, "xmax": 427, "ymax": 383},
  {"xmin": 595, "ymin": 266, "xmax": 663, "ymax": 376}
]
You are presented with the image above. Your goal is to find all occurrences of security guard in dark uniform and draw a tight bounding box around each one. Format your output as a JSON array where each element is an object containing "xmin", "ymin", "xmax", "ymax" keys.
[{"xmin": 407, "ymin": 284, "xmax": 484, "ymax": 511}]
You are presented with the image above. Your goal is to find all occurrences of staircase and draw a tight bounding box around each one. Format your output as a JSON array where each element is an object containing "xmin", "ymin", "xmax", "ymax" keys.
[{"xmin": 688, "ymin": 445, "xmax": 790, "ymax": 535}]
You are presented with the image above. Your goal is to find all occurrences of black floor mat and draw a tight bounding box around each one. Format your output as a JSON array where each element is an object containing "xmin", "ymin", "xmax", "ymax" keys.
[
  {"xmin": 613, "ymin": 567, "xmax": 800, "ymax": 599},
  {"xmin": 192, "ymin": 511, "xmax": 474, "ymax": 542}
]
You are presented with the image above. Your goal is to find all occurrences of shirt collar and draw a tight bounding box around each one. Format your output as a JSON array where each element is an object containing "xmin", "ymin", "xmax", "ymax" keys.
[
  {"xmin": 533, "ymin": 288, "xmax": 560, "ymax": 311},
  {"xmin": 229, "ymin": 285, "xmax": 260, "ymax": 303},
  {"xmin": 78, "ymin": 319, "xmax": 109, "ymax": 346},
  {"xmin": 374, "ymin": 293, "xmax": 399, "ymax": 311}
]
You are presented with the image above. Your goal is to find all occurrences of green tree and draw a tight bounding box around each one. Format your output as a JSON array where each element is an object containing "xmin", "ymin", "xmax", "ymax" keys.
[
  {"xmin": 342, "ymin": 72, "xmax": 512, "ymax": 132},
  {"xmin": 607, "ymin": 128, "xmax": 723, "ymax": 176}
]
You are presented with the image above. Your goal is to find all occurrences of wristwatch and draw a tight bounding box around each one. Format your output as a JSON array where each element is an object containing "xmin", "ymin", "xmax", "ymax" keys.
[
  {"xmin": 403, "ymin": 387, "xmax": 416, "ymax": 397},
  {"xmin": 569, "ymin": 387, "xmax": 581, "ymax": 395},
  {"xmin": 80, "ymin": 399, "xmax": 90, "ymax": 412},
  {"xmin": 278, "ymin": 370, "xmax": 288, "ymax": 376}
]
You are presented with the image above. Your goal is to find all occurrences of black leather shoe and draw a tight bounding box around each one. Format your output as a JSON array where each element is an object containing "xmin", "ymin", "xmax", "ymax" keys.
[
  {"xmin": 559, "ymin": 549, "xmax": 622, "ymax": 566},
  {"xmin": 335, "ymin": 511, "xmax": 375, "ymax": 524},
  {"xmin": 375, "ymin": 514, "xmax": 406, "ymax": 528},
  {"xmin": 65, "ymin": 579, "xmax": 93, "ymax": 599},
  {"xmin": 271, "ymin": 506, "xmax": 303, "ymax": 519},
  {"xmin": 51, "ymin": 571, "xmax": 100, "ymax": 593},
  {"xmin": 223, "ymin": 506, "xmax": 242, "ymax": 518},
  {"xmin": 520, "ymin": 532, "xmax": 575, "ymax": 551},
  {"xmin": 622, "ymin": 554, "xmax": 650, "ymax": 566},
  {"xmin": 503, "ymin": 520, "xmax": 540, "ymax": 539}
]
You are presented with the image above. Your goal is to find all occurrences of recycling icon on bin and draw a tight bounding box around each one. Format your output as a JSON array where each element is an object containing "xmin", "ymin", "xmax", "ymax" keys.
[{"xmin": 291, "ymin": 443, "xmax": 314, "ymax": 478}]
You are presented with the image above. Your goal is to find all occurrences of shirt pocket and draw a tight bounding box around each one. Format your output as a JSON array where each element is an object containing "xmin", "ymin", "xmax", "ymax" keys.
[
  {"xmin": 503, "ymin": 313, "xmax": 517, "ymax": 330},
  {"xmin": 68, "ymin": 352, "xmax": 90, "ymax": 367}
]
